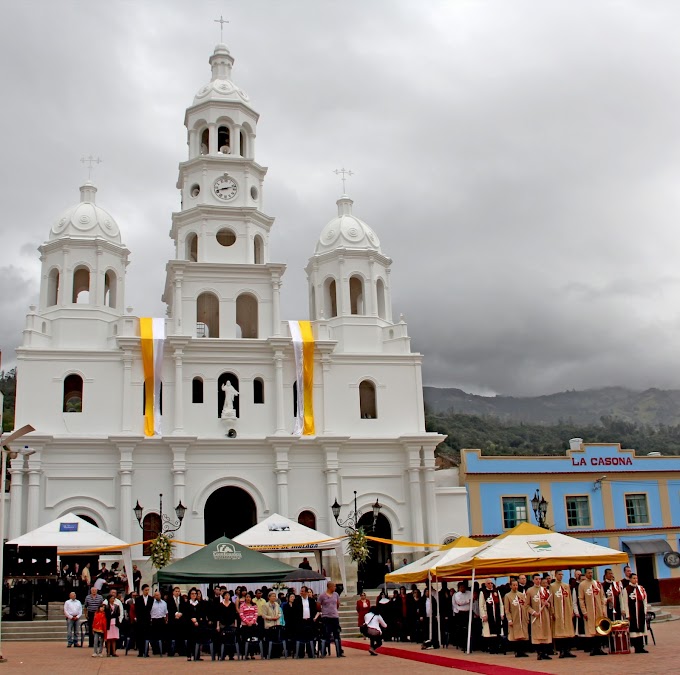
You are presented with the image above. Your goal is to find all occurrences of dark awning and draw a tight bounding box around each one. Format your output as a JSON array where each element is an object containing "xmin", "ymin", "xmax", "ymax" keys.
[{"xmin": 621, "ymin": 539, "xmax": 672, "ymax": 555}]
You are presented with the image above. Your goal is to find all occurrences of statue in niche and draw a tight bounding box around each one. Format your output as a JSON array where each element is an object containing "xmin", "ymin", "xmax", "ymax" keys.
[{"xmin": 221, "ymin": 380, "xmax": 239, "ymax": 419}]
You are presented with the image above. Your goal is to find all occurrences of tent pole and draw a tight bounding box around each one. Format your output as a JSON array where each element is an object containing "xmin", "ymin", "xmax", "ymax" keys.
[
  {"xmin": 466, "ymin": 568, "xmax": 475, "ymax": 655},
  {"xmin": 428, "ymin": 571, "xmax": 433, "ymax": 643},
  {"xmin": 436, "ymin": 577, "xmax": 442, "ymax": 648}
]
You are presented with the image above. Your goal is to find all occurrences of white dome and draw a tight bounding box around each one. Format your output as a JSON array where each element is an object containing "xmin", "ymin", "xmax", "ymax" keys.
[
  {"xmin": 50, "ymin": 183, "xmax": 121, "ymax": 243},
  {"xmin": 192, "ymin": 43, "xmax": 252, "ymax": 108},
  {"xmin": 315, "ymin": 196, "xmax": 381, "ymax": 254}
]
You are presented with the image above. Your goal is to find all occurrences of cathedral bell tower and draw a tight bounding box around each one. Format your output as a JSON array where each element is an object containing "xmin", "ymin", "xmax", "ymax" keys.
[{"xmin": 162, "ymin": 43, "xmax": 286, "ymax": 340}]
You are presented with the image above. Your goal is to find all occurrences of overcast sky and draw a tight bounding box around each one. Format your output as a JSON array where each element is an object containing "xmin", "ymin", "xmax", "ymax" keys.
[{"xmin": 3, "ymin": 0, "xmax": 680, "ymax": 396}]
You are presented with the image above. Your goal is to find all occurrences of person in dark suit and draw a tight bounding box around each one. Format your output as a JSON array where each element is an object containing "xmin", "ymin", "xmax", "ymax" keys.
[
  {"xmin": 185, "ymin": 587, "xmax": 209, "ymax": 661},
  {"xmin": 291, "ymin": 586, "xmax": 319, "ymax": 658},
  {"xmin": 134, "ymin": 584, "xmax": 153, "ymax": 657},
  {"xmin": 166, "ymin": 586, "xmax": 186, "ymax": 656}
]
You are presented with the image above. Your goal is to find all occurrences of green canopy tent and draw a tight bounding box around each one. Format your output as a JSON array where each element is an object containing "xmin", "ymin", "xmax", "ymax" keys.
[{"xmin": 154, "ymin": 536, "xmax": 298, "ymax": 585}]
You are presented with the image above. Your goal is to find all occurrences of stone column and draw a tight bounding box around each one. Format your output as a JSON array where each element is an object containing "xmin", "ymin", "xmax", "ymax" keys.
[
  {"xmin": 245, "ymin": 223, "xmax": 253, "ymax": 264},
  {"xmin": 8, "ymin": 456, "xmax": 25, "ymax": 539},
  {"xmin": 208, "ymin": 123, "xmax": 217, "ymax": 155},
  {"xmin": 323, "ymin": 444, "xmax": 341, "ymax": 537},
  {"xmin": 321, "ymin": 354, "xmax": 332, "ymax": 433},
  {"xmin": 232, "ymin": 124, "xmax": 242, "ymax": 157},
  {"xmin": 173, "ymin": 349, "xmax": 184, "ymax": 433},
  {"xmin": 338, "ymin": 256, "xmax": 349, "ymax": 315},
  {"xmin": 94, "ymin": 245, "xmax": 103, "ymax": 305},
  {"xmin": 115, "ymin": 442, "xmax": 136, "ymax": 542},
  {"xmin": 274, "ymin": 351, "xmax": 286, "ymax": 434},
  {"xmin": 173, "ymin": 273, "xmax": 183, "ymax": 334},
  {"xmin": 368, "ymin": 257, "xmax": 377, "ymax": 316},
  {"xmin": 61, "ymin": 246, "xmax": 70, "ymax": 305},
  {"xmin": 188, "ymin": 128, "xmax": 197, "ymax": 158},
  {"xmin": 172, "ymin": 445, "xmax": 187, "ymax": 558},
  {"xmin": 122, "ymin": 350, "xmax": 133, "ymax": 431},
  {"xmin": 273, "ymin": 445, "xmax": 290, "ymax": 517},
  {"xmin": 26, "ymin": 452, "xmax": 42, "ymax": 532},
  {"xmin": 422, "ymin": 456, "xmax": 438, "ymax": 544},
  {"xmin": 272, "ymin": 276, "xmax": 282, "ymax": 336}
]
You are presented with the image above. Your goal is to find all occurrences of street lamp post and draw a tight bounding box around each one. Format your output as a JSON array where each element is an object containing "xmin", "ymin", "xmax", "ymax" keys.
[
  {"xmin": 134, "ymin": 493, "xmax": 186, "ymax": 537},
  {"xmin": 0, "ymin": 424, "xmax": 36, "ymax": 664},
  {"xmin": 531, "ymin": 489, "xmax": 549, "ymax": 529},
  {"xmin": 331, "ymin": 491, "xmax": 382, "ymax": 534}
]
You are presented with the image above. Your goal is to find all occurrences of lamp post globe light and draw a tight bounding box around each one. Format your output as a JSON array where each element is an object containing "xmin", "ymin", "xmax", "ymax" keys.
[
  {"xmin": 531, "ymin": 489, "xmax": 549, "ymax": 529},
  {"xmin": 134, "ymin": 493, "xmax": 187, "ymax": 536},
  {"xmin": 331, "ymin": 490, "xmax": 382, "ymax": 535}
]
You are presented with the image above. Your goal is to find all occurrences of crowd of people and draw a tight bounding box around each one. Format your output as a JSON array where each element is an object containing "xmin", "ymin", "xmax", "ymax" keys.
[
  {"xmin": 64, "ymin": 578, "xmax": 346, "ymax": 660},
  {"xmin": 356, "ymin": 565, "xmax": 650, "ymax": 659}
]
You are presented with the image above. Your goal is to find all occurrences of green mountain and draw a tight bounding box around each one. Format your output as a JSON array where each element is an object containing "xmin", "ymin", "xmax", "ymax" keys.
[{"xmin": 423, "ymin": 386, "xmax": 680, "ymax": 427}]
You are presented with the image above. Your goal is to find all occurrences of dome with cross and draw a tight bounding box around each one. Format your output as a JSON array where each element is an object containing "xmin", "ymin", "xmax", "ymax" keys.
[
  {"xmin": 315, "ymin": 195, "xmax": 381, "ymax": 254},
  {"xmin": 193, "ymin": 43, "xmax": 253, "ymax": 108},
  {"xmin": 50, "ymin": 182, "xmax": 121, "ymax": 243}
]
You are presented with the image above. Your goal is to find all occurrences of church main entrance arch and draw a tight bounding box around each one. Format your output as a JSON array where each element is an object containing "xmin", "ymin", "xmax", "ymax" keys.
[
  {"xmin": 357, "ymin": 512, "xmax": 392, "ymax": 590},
  {"xmin": 204, "ymin": 486, "xmax": 256, "ymax": 543}
]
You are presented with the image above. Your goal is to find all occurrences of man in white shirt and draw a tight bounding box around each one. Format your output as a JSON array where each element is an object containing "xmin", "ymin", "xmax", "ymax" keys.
[
  {"xmin": 452, "ymin": 582, "xmax": 472, "ymax": 650},
  {"xmin": 64, "ymin": 591, "xmax": 83, "ymax": 647},
  {"xmin": 149, "ymin": 590, "xmax": 168, "ymax": 656}
]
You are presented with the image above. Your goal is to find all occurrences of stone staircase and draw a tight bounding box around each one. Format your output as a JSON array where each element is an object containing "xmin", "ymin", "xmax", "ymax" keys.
[{"xmin": 2, "ymin": 604, "xmax": 71, "ymax": 642}]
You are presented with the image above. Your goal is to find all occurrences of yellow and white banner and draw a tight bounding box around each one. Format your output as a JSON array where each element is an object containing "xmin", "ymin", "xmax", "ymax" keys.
[
  {"xmin": 289, "ymin": 320, "xmax": 315, "ymax": 436},
  {"xmin": 140, "ymin": 317, "xmax": 165, "ymax": 437}
]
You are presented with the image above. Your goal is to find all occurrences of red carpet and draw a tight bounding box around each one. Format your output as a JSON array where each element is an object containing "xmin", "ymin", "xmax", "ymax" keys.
[{"xmin": 342, "ymin": 640, "xmax": 551, "ymax": 675}]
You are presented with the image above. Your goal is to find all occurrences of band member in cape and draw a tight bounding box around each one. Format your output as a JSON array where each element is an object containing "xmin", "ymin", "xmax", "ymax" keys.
[
  {"xmin": 601, "ymin": 568, "xmax": 624, "ymax": 621},
  {"xmin": 620, "ymin": 573, "xmax": 649, "ymax": 654},
  {"xmin": 526, "ymin": 574, "xmax": 552, "ymax": 660},
  {"xmin": 479, "ymin": 579, "xmax": 504, "ymax": 654},
  {"xmin": 578, "ymin": 568, "xmax": 606, "ymax": 656},
  {"xmin": 550, "ymin": 571, "xmax": 576, "ymax": 658},
  {"xmin": 620, "ymin": 565, "xmax": 633, "ymax": 589},
  {"xmin": 503, "ymin": 579, "xmax": 529, "ymax": 657},
  {"xmin": 569, "ymin": 570, "xmax": 585, "ymax": 649}
]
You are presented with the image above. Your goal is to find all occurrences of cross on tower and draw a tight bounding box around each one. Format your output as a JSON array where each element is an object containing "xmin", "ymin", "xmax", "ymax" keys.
[
  {"xmin": 80, "ymin": 155, "xmax": 102, "ymax": 181},
  {"xmin": 214, "ymin": 14, "xmax": 229, "ymax": 42},
  {"xmin": 333, "ymin": 167, "xmax": 354, "ymax": 194}
]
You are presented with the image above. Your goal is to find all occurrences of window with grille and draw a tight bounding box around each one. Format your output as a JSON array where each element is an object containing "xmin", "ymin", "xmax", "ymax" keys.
[
  {"xmin": 502, "ymin": 497, "xmax": 528, "ymax": 529},
  {"xmin": 566, "ymin": 496, "xmax": 591, "ymax": 527},
  {"xmin": 625, "ymin": 494, "xmax": 649, "ymax": 525}
]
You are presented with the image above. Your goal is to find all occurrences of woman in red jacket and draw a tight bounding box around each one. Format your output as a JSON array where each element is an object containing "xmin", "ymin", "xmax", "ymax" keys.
[{"xmin": 357, "ymin": 592, "xmax": 371, "ymax": 637}]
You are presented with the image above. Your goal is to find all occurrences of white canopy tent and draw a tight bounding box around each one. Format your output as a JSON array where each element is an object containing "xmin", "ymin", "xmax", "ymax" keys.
[
  {"xmin": 8, "ymin": 513, "xmax": 134, "ymax": 592},
  {"xmin": 234, "ymin": 513, "xmax": 347, "ymax": 593}
]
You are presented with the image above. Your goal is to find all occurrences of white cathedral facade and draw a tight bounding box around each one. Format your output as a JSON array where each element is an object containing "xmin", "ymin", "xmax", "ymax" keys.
[{"xmin": 12, "ymin": 42, "xmax": 468, "ymax": 587}]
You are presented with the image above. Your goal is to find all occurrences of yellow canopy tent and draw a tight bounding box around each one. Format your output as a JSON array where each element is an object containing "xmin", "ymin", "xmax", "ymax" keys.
[{"xmin": 385, "ymin": 536, "xmax": 482, "ymax": 584}]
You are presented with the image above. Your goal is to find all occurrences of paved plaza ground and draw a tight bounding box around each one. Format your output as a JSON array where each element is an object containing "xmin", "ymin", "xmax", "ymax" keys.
[{"xmin": 0, "ymin": 618, "xmax": 675, "ymax": 674}]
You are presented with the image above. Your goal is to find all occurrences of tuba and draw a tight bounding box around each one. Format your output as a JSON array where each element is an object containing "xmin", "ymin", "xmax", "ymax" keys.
[{"xmin": 595, "ymin": 617, "xmax": 612, "ymax": 636}]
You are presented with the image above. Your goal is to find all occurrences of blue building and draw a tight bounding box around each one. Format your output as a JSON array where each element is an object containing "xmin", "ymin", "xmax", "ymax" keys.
[{"xmin": 461, "ymin": 439, "xmax": 680, "ymax": 604}]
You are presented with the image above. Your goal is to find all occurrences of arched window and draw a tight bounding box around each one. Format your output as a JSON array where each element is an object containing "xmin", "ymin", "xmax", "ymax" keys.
[
  {"xmin": 104, "ymin": 270, "xmax": 117, "ymax": 308},
  {"xmin": 236, "ymin": 293, "xmax": 258, "ymax": 338},
  {"xmin": 298, "ymin": 510, "xmax": 316, "ymax": 530},
  {"xmin": 359, "ymin": 380, "xmax": 377, "ymax": 419},
  {"xmin": 63, "ymin": 374, "xmax": 83, "ymax": 413},
  {"xmin": 240, "ymin": 130, "xmax": 246, "ymax": 157},
  {"xmin": 142, "ymin": 513, "xmax": 161, "ymax": 556},
  {"xmin": 192, "ymin": 377, "xmax": 204, "ymax": 403},
  {"xmin": 41, "ymin": 321, "xmax": 47, "ymax": 333},
  {"xmin": 196, "ymin": 292, "xmax": 219, "ymax": 338},
  {"xmin": 218, "ymin": 125, "xmax": 231, "ymax": 154},
  {"xmin": 350, "ymin": 275, "xmax": 364, "ymax": 315},
  {"xmin": 47, "ymin": 268, "xmax": 60, "ymax": 306},
  {"xmin": 253, "ymin": 377, "xmax": 264, "ymax": 404},
  {"xmin": 200, "ymin": 128, "xmax": 209, "ymax": 154},
  {"xmin": 217, "ymin": 373, "xmax": 240, "ymax": 418},
  {"xmin": 72, "ymin": 266, "xmax": 90, "ymax": 304},
  {"xmin": 253, "ymin": 235, "xmax": 264, "ymax": 264},
  {"xmin": 186, "ymin": 233, "xmax": 198, "ymax": 262},
  {"xmin": 76, "ymin": 514, "xmax": 98, "ymax": 527},
  {"xmin": 376, "ymin": 278, "xmax": 386, "ymax": 319},
  {"xmin": 324, "ymin": 278, "xmax": 337, "ymax": 318}
]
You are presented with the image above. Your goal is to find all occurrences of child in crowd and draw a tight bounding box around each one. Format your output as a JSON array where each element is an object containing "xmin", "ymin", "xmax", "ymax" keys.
[{"xmin": 92, "ymin": 604, "xmax": 107, "ymax": 657}]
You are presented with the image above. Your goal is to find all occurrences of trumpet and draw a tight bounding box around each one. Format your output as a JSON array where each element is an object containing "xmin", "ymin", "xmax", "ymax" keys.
[{"xmin": 595, "ymin": 617, "xmax": 629, "ymax": 636}]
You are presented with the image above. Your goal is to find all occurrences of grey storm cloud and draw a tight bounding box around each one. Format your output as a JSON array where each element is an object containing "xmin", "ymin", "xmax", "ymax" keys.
[{"xmin": 2, "ymin": 0, "xmax": 680, "ymax": 395}]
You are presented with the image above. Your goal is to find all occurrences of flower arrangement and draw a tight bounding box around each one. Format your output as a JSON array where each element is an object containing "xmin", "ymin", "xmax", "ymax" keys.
[
  {"xmin": 148, "ymin": 533, "xmax": 174, "ymax": 569},
  {"xmin": 347, "ymin": 527, "xmax": 371, "ymax": 565}
]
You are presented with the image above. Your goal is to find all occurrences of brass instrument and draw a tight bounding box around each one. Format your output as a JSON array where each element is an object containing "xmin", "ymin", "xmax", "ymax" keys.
[{"xmin": 595, "ymin": 617, "xmax": 629, "ymax": 636}]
